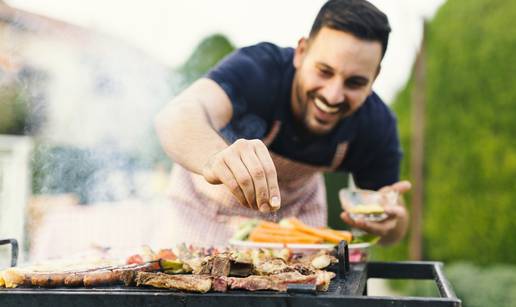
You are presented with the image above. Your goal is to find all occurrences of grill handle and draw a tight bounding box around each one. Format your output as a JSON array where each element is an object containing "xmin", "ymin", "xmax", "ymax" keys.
[
  {"xmin": 367, "ymin": 261, "xmax": 459, "ymax": 300},
  {"xmin": 287, "ymin": 283, "xmax": 317, "ymax": 294},
  {"xmin": 0, "ymin": 238, "xmax": 18, "ymax": 267},
  {"xmin": 337, "ymin": 240, "xmax": 350, "ymax": 279}
]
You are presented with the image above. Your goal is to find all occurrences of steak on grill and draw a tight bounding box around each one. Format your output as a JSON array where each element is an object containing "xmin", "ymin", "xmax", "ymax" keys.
[
  {"xmin": 135, "ymin": 272, "xmax": 212, "ymax": 293},
  {"xmin": 0, "ymin": 262, "xmax": 156, "ymax": 288},
  {"xmin": 226, "ymin": 271, "xmax": 318, "ymax": 292}
]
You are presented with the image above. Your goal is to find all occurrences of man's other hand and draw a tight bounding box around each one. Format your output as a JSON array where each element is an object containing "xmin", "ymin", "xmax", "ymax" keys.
[{"xmin": 340, "ymin": 180, "xmax": 411, "ymax": 245}]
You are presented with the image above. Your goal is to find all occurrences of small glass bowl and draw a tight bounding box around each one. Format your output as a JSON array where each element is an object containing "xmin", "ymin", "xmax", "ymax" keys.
[{"xmin": 339, "ymin": 188, "xmax": 398, "ymax": 222}]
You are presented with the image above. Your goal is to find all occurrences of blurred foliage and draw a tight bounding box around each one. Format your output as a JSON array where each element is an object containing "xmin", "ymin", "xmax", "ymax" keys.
[
  {"xmin": 0, "ymin": 86, "xmax": 28, "ymax": 134},
  {"xmin": 325, "ymin": 172, "xmax": 349, "ymax": 230},
  {"xmin": 385, "ymin": 0, "xmax": 516, "ymax": 264},
  {"xmin": 178, "ymin": 33, "xmax": 235, "ymax": 86},
  {"xmin": 391, "ymin": 262, "xmax": 516, "ymax": 307},
  {"xmin": 0, "ymin": 67, "xmax": 47, "ymax": 135},
  {"xmin": 446, "ymin": 262, "xmax": 516, "ymax": 307}
]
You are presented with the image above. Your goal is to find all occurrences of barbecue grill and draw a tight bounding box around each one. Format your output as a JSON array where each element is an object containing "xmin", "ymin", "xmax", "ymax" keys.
[{"xmin": 0, "ymin": 238, "xmax": 461, "ymax": 307}]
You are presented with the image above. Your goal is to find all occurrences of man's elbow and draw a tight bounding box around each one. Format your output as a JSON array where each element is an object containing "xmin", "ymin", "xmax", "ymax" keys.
[
  {"xmin": 154, "ymin": 102, "xmax": 184, "ymax": 152},
  {"xmin": 155, "ymin": 98, "xmax": 186, "ymax": 133}
]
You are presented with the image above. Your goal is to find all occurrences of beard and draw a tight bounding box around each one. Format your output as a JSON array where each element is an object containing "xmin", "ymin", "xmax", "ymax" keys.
[{"xmin": 292, "ymin": 78, "xmax": 350, "ymax": 136}]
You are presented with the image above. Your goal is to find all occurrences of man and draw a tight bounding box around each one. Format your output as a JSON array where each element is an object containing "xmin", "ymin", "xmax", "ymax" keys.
[{"xmin": 155, "ymin": 0, "xmax": 411, "ymax": 247}]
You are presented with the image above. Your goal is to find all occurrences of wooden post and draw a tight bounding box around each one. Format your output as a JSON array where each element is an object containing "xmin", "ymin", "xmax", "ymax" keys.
[{"xmin": 409, "ymin": 22, "xmax": 427, "ymax": 261}]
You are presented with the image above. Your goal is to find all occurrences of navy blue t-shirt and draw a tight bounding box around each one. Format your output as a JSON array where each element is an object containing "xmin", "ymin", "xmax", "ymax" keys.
[{"xmin": 206, "ymin": 42, "xmax": 401, "ymax": 190}]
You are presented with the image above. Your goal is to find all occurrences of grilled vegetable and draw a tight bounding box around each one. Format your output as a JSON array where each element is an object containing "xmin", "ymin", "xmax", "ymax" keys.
[{"xmin": 232, "ymin": 219, "xmax": 259, "ymax": 240}]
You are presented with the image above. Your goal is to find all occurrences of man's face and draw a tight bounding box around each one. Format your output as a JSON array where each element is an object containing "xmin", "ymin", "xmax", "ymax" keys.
[{"xmin": 292, "ymin": 27, "xmax": 383, "ymax": 135}]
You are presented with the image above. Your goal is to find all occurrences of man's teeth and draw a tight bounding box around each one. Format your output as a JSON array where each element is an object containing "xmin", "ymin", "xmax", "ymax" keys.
[{"xmin": 314, "ymin": 98, "xmax": 339, "ymax": 114}]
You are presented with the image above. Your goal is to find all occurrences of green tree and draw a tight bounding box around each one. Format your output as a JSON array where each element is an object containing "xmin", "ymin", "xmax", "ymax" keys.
[
  {"xmin": 178, "ymin": 33, "xmax": 235, "ymax": 85},
  {"xmin": 390, "ymin": 0, "xmax": 516, "ymax": 264},
  {"xmin": 0, "ymin": 86, "xmax": 28, "ymax": 135}
]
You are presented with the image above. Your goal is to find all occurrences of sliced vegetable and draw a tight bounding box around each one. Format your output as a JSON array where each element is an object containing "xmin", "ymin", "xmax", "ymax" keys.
[
  {"xmin": 159, "ymin": 259, "xmax": 184, "ymax": 271},
  {"xmin": 287, "ymin": 218, "xmax": 344, "ymax": 244},
  {"xmin": 322, "ymin": 228, "xmax": 353, "ymax": 243},
  {"xmin": 350, "ymin": 233, "xmax": 380, "ymax": 244},
  {"xmin": 249, "ymin": 232, "xmax": 322, "ymax": 244},
  {"xmin": 253, "ymin": 226, "xmax": 323, "ymax": 239},
  {"xmin": 232, "ymin": 219, "xmax": 259, "ymax": 240}
]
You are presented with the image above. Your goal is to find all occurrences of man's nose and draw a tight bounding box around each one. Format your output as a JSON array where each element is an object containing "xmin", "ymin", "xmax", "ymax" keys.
[{"xmin": 321, "ymin": 79, "xmax": 345, "ymax": 105}]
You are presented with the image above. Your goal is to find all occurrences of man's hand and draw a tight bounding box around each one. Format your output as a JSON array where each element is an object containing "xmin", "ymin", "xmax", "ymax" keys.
[
  {"xmin": 202, "ymin": 139, "xmax": 281, "ymax": 213},
  {"xmin": 340, "ymin": 180, "xmax": 411, "ymax": 245}
]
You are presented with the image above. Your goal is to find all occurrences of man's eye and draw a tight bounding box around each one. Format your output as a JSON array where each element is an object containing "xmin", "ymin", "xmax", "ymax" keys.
[
  {"xmin": 346, "ymin": 79, "xmax": 366, "ymax": 88},
  {"xmin": 318, "ymin": 69, "xmax": 332, "ymax": 78}
]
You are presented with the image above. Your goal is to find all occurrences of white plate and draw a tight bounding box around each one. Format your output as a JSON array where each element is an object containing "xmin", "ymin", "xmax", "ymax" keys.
[{"xmin": 228, "ymin": 239, "xmax": 370, "ymax": 253}]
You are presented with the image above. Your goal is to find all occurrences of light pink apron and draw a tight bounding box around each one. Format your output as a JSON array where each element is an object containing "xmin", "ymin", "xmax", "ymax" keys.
[{"xmin": 164, "ymin": 121, "xmax": 349, "ymax": 247}]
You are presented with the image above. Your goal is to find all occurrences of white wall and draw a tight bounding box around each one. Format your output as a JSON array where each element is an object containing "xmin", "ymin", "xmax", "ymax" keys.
[{"xmin": 0, "ymin": 135, "xmax": 32, "ymax": 267}]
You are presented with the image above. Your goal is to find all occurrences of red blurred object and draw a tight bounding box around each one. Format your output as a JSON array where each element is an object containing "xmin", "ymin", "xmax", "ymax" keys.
[
  {"xmin": 157, "ymin": 249, "xmax": 176, "ymax": 260},
  {"xmin": 126, "ymin": 254, "xmax": 144, "ymax": 264},
  {"xmin": 349, "ymin": 249, "xmax": 367, "ymax": 263}
]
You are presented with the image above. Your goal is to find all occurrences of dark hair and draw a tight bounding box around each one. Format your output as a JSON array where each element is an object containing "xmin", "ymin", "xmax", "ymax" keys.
[{"xmin": 309, "ymin": 0, "xmax": 391, "ymax": 57}]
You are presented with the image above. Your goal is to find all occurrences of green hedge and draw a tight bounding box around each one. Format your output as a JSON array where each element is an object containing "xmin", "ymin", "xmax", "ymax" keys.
[
  {"xmin": 389, "ymin": 0, "xmax": 516, "ymax": 264},
  {"xmin": 392, "ymin": 262, "xmax": 516, "ymax": 307},
  {"xmin": 447, "ymin": 262, "xmax": 516, "ymax": 307},
  {"xmin": 0, "ymin": 86, "xmax": 28, "ymax": 135}
]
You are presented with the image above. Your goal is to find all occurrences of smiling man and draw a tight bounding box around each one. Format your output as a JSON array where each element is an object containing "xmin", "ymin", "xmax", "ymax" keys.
[{"xmin": 155, "ymin": 0, "xmax": 411, "ymax": 246}]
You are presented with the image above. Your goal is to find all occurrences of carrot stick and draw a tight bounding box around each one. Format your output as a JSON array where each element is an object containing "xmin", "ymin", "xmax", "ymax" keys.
[
  {"xmin": 248, "ymin": 232, "xmax": 322, "ymax": 244},
  {"xmin": 258, "ymin": 221, "xmax": 283, "ymax": 229},
  {"xmin": 250, "ymin": 227, "xmax": 324, "ymax": 243},
  {"xmin": 323, "ymin": 229, "xmax": 353, "ymax": 243},
  {"xmin": 251, "ymin": 228, "xmax": 323, "ymax": 242},
  {"xmin": 288, "ymin": 218, "xmax": 344, "ymax": 244}
]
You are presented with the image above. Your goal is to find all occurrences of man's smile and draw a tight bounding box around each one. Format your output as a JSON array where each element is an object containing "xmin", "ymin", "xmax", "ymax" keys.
[{"xmin": 313, "ymin": 97, "xmax": 340, "ymax": 114}]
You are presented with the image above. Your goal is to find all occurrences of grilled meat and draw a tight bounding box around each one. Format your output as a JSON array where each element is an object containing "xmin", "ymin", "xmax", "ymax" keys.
[
  {"xmin": 0, "ymin": 262, "xmax": 156, "ymax": 288},
  {"xmin": 315, "ymin": 270, "xmax": 336, "ymax": 291},
  {"xmin": 0, "ymin": 268, "xmax": 30, "ymax": 288},
  {"xmin": 212, "ymin": 276, "xmax": 229, "ymax": 292},
  {"xmin": 253, "ymin": 258, "xmax": 292, "ymax": 275},
  {"xmin": 211, "ymin": 254, "xmax": 231, "ymax": 276},
  {"xmin": 82, "ymin": 262, "xmax": 157, "ymax": 287},
  {"xmin": 194, "ymin": 253, "xmax": 253, "ymax": 277},
  {"xmin": 0, "ymin": 245, "xmax": 338, "ymax": 292},
  {"xmin": 227, "ymin": 271, "xmax": 318, "ymax": 292},
  {"xmin": 228, "ymin": 261, "xmax": 254, "ymax": 277},
  {"xmin": 135, "ymin": 272, "xmax": 212, "ymax": 293},
  {"xmin": 30, "ymin": 272, "xmax": 68, "ymax": 287}
]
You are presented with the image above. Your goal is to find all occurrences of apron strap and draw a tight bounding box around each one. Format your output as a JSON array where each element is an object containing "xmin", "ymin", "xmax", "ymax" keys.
[{"xmin": 262, "ymin": 120, "xmax": 282, "ymax": 147}]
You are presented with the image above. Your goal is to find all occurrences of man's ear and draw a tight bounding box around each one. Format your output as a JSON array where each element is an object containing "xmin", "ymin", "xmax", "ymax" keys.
[
  {"xmin": 375, "ymin": 64, "xmax": 382, "ymax": 80},
  {"xmin": 293, "ymin": 37, "xmax": 308, "ymax": 68},
  {"xmin": 369, "ymin": 64, "xmax": 382, "ymax": 95}
]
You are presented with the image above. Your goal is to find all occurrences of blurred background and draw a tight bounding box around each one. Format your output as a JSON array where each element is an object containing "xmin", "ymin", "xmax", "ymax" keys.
[{"xmin": 0, "ymin": 0, "xmax": 515, "ymax": 305}]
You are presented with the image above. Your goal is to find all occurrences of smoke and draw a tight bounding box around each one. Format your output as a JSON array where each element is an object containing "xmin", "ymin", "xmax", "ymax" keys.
[{"xmin": 1, "ymin": 11, "xmax": 179, "ymax": 203}]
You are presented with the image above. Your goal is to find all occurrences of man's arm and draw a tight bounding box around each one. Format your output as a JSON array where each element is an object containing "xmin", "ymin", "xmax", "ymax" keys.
[
  {"xmin": 155, "ymin": 78, "xmax": 231, "ymax": 175},
  {"xmin": 154, "ymin": 78, "xmax": 281, "ymax": 212}
]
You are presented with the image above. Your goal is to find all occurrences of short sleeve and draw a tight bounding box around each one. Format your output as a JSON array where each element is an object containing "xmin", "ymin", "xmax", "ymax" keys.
[
  {"xmin": 341, "ymin": 94, "xmax": 402, "ymax": 190},
  {"xmin": 206, "ymin": 43, "xmax": 284, "ymax": 122},
  {"xmin": 352, "ymin": 119, "xmax": 401, "ymax": 190}
]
